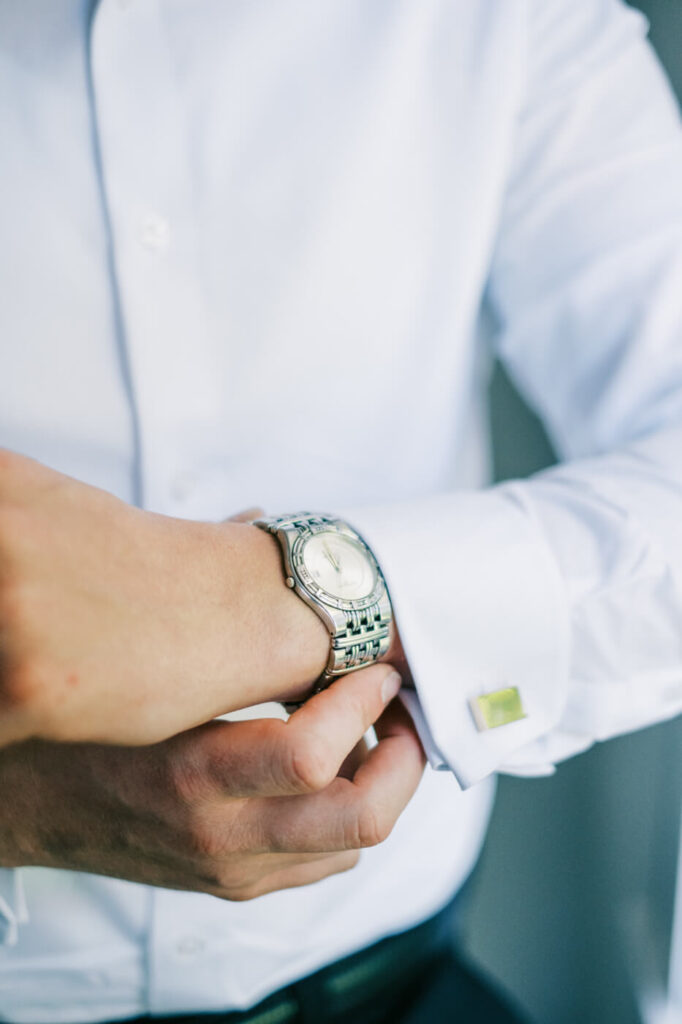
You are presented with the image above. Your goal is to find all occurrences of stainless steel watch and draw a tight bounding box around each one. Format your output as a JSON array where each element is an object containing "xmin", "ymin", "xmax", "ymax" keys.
[{"xmin": 254, "ymin": 512, "xmax": 393, "ymax": 697}]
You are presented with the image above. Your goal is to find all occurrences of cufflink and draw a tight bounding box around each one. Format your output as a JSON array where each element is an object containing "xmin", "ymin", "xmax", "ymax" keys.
[{"xmin": 469, "ymin": 687, "xmax": 526, "ymax": 731}]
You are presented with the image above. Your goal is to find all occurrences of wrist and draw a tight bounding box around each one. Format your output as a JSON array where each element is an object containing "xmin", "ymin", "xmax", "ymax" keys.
[
  {"xmin": 217, "ymin": 522, "xmax": 330, "ymax": 706},
  {"xmin": 249, "ymin": 513, "xmax": 397, "ymax": 704}
]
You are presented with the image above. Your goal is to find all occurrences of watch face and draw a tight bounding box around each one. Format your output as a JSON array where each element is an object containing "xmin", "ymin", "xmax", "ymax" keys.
[{"xmin": 301, "ymin": 532, "xmax": 378, "ymax": 602}]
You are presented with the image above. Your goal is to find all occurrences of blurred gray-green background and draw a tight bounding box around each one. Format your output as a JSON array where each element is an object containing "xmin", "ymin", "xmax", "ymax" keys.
[{"xmin": 463, "ymin": 3, "xmax": 682, "ymax": 1022}]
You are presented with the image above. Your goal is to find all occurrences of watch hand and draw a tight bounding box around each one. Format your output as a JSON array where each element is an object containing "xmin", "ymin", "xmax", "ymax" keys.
[{"xmin": 323, "ymin": 543, "xmax": 341, "ymax": 571}]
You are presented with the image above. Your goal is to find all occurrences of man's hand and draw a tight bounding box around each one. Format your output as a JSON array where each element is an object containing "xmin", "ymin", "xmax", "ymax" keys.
[
  {"xmin": 0, "ymin": 450, "xmax": 332, "ymax": 746},
  {"xmin": 0, "ymin": 665, "xmax": 425, "ymax": 900}
]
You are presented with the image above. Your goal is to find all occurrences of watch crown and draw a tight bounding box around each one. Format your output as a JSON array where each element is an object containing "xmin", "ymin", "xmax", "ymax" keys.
[{"xmin": 285, "ymin": 576, "xmax": 296, "ymax": 588}]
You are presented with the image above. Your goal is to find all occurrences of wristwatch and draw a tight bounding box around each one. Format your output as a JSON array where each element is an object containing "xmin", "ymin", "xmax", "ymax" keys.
[{"xmin": 254, "ymin": 512, "xmax": 393, "ymax": 699}]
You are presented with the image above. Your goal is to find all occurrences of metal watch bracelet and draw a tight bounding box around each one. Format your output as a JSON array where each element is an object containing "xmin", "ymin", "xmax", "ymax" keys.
[{"xmin": 254, "ymin": 513, "xmax": 393, "ymax": 701}]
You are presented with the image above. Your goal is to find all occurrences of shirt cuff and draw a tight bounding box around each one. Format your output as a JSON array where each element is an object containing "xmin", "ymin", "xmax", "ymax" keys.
[
  {"xmin": 339, "ymin": 485, "xmax": 571, "ymax": 788},
  {"xmin": 0, "ymin": 869, "xmax": 28, "ymax": 946}
]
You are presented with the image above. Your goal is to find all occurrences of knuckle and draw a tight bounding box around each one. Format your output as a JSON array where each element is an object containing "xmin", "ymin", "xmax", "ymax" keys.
[
  {"xmin": 167, "ymin": 746, "xmax": 213, "ymax": 806},
  {"xmin": 186, "ymin": 818, "xmax": 226, "ymax": 861},
  {"xmin": 286, "ymin": 734, "xmax": 335, "ymax": 794},
  {"xmin": 354, "ymin": 802, "xmax": 393, "ymax": 849},
  {"xmin": 182, "ymin": 800, "xmax": 252, "ymax": 862}
]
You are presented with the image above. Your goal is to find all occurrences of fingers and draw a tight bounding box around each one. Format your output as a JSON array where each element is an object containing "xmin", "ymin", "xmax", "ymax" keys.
[
  {"xmin": 244, "ymin": 850, "xmax": 359, "ymax": 899},
  {"xmin": 208, "ymin": 849, "xmax": 360, "ymax": 901},
  {"xmin": 191, "ymin": 663, "xmax": 402, "ymax": 799},
  {"xmin": 168, "ymin": 670, "xmax": 422, "ymax": 878},
  {"xmin": 156, "ymin": 687, "xmax": 422, "ymax": 903},
  {"xmin": 337, "ymin": 736, "xmax": 369, "ymax": 781},
  {"xmin": 251, "ymin": 700, "xmax": 425, "ymax": 854}
]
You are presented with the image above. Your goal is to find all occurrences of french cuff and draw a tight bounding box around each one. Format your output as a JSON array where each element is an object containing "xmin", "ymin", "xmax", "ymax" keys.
[
  {"xmin": 338, "ymin": 484, "xmax": 570, "ymax": 789},
  {"xmin": 0, "ymin": 870, "xmax": 28, "ymax": 946}
]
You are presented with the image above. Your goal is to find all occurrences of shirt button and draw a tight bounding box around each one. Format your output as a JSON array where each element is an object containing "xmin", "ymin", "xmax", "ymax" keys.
[
  {"xmin": 170, "ymin": 471, "xmax": 197, "ymax": 502},
  {"xmin": 138, "ymin": 212, "xmax": 170, "ymax": 251},
  {"xmin": 176, "ymin": 936, "xmax": 205, "ymax": 956}
]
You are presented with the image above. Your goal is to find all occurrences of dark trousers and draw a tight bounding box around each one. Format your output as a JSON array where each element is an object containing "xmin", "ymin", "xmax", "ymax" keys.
[
  {"xmin": 286, "ymin": 942, "xmax": 528, "ymax": 1024},
  {"xmin": 373, "ymin": 949, "xmax": 529, "ymax": 1024}
]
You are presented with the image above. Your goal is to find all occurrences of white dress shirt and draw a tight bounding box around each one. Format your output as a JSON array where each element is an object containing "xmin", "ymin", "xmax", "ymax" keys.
[{"xmin": 1, "ymin": 0, "xmax": 682, "ymax": 1020}]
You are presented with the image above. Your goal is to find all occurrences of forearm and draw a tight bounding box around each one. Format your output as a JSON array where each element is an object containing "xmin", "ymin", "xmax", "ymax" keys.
[{"xmin": 0, "ymin": 450, "xmax": 331, "ymax": 746}]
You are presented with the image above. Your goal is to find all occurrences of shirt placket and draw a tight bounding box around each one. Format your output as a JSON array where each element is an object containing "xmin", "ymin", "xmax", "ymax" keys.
[
  {"xmin": 89, "ymin": 0, "xmax": 231, "ymax": 1012},
  {"xmin": 89, "ymin": 0, "xmax": 224, "ymax": 519}
]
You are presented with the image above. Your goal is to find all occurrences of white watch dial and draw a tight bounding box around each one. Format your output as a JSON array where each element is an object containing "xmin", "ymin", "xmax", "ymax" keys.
[{"xmin": 302, "ymin": 533, "xmax": 377, "ymax": 601}]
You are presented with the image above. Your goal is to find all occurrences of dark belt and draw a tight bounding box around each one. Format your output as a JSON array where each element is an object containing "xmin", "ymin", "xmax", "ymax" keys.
[{"xmin": 130, "ymin": 893, "xmax": 460, "ymax": 1024}]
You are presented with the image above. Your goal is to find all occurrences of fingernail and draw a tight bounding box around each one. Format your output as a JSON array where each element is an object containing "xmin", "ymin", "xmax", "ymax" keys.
[{"xmin": 381, "ymin": 670, "xmax": 402, "ymax": 705}]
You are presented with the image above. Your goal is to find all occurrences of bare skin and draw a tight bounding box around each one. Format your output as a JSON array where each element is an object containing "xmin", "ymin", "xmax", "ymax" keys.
[
  {"xmin": 0, "ymin": 449, "xmax": 413, "ymax": 747},
  {"xmin": 0, "ymin": 665, "xmax": 425, "ymax": 899},
  {"xmin": 0, "ymin": 451, "xmax": 422, "ymax": 895}
]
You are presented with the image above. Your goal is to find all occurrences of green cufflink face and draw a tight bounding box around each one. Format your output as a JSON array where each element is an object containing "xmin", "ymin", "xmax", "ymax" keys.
[{"xmin": 469, "ymin": 687, "xmax": 526, "ymax": 731}]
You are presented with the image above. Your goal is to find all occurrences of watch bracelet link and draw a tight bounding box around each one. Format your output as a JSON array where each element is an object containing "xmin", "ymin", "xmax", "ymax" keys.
[
  {"xmin": 323, "ymin": 595, "xmax": 392, "ymax": 678},
  {"xmin": 254, "ymin": 513, "xmax": 392, "ymax": 702}
]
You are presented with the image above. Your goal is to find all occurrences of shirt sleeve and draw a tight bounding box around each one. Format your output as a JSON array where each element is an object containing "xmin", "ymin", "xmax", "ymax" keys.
[
  {"xmin": 341, "ymin": 0, "xmax": 682, "ymax": 788},
  {"xmin": 0, "ymin": 870, "xmax": 28, "ymax": 947}
]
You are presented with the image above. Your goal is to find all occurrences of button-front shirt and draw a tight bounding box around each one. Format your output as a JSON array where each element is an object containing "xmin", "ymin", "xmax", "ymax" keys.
[{"xmin": 2, "ymin": 0, "xmax": 682, "ymax": 1020}]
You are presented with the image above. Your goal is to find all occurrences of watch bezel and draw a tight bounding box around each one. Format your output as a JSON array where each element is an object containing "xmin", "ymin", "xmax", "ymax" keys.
[{"xmin": 290, "ymin": 523, "xmax": 386, "ymax": 612}]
